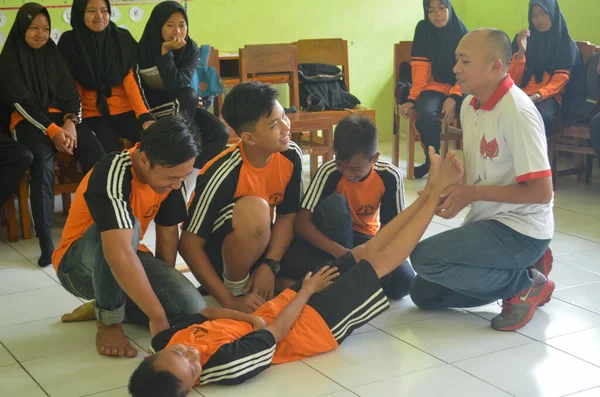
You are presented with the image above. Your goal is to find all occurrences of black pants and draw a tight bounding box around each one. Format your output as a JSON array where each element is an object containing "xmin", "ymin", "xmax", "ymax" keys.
[
  {"xmin": 0, "ymin": 134, "xmax": 33, "ymax": 204},
  {"xmin": 13, "ymin": 115, "xmax": 105, "ymax": 259},
  {"xmin": 415, "ymin": 90, "xmax": 462, "ymax": 155},
  {"xmin": 591, "ymin": 113, "xmax": 600, "ymax": 165},
  {"xmin": 85, "ymin": 111, "xmax": 143, "ymax": 153},
  {"xmin": 148, "ymin": 87, "xmax": 230, "ymax": 169},
  {"xmin": 536, "ymin": 98, "xmax": 560, "ymax": 138}
]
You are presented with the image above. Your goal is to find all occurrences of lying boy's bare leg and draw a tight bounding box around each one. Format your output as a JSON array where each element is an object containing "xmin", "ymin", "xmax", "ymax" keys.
[
  {"xmin": 364, "ymin": 147, "xmax": 441, "ymax": 254},
  {"xmin": 355, "ymin": 150, "xmax": 464, "ymax": 279}
]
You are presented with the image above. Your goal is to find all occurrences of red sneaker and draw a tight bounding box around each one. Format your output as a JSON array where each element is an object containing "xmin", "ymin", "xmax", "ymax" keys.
[
  {"xmin": 533, "ymin": 248, "xmax": 553, "ymax": 278},
  {"xmin": 491, "ymin": 272, "xmax": 555, "ymax": 332}
]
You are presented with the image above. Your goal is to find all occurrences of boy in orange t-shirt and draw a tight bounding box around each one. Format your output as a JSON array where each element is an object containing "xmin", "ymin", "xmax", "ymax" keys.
[
  {"xmin": 128, "ymin": 147, "xmax": 465, "ymax": 396},
  {"xmin": 282, "ymin": 115, "xmax": 415, "ymax": 300}
]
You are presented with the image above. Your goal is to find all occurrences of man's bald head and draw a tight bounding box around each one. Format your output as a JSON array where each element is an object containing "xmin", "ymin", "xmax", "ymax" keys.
[
  {"xmin": 473, "ymin": 28, "xmax": 513, "ymax": 70},
  {"xmin": 454, "ymin": 28, "xmax": 511, "ymax": 98}
]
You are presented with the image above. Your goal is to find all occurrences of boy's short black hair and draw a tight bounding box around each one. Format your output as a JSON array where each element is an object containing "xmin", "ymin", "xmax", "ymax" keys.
[
  {"xmin": 139, "ymin": 115, "xmax": 201, "ymax": 168},
  {"xmin": 221, "ymin": 81, "xmax": 279, "ymax": 136},
  {"xmin": 333, "ymin": 115, "xmax": 379, "ymax": 162},
  {"xmin": 128, "ymin": 355, "xmax": 188, "ymax": 397}
]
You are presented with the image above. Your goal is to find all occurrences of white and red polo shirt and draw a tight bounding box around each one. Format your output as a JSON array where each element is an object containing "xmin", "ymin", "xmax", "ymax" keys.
[{"xmin": 460, "ymin": 75, "xmax": 554, "ymax": 240}]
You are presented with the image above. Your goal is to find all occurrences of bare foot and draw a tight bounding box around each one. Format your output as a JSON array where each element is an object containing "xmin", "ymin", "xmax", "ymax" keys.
[
  {"xmin": 96, "ymin": 322, "xmax": 138, "ymax": 358},
  {"xmin": 424, "ymin": 147, "xmax": 442, "ymax": 193},
  {"xmin": 435, "ymin": 151, "xmax": 464, "ymax": 194},
  {"xmin": 61, "ymin": 301, "xmax": 96, "ymax": 323}
]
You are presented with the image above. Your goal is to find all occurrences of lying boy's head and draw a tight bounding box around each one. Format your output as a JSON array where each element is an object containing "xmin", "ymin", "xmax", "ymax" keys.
[
  {"xmin": 333, "ymin": 115, "xmax": 380, "ymax": 182},
  {"xmin": 222, "ymin": 81, "xmax": 291, "ymax": 153},
  {"xmin": 129, "ymin": 344, "xmax": 202, "ymax": 397}
]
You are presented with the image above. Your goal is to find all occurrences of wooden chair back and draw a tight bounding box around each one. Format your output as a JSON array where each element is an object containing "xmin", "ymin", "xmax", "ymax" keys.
[
  {"xmin": 294, "ymin": 39, "xmax": 350, "ymax": 89},
  {"xmin": 239, "ymin": 44, "xmax": 300, "ymax": 108}
]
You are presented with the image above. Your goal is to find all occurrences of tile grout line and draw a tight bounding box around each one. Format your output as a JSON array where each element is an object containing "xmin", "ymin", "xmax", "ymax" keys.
[
  {"xmin": 0, "ymin": 340, "xmax": 51, "ymax": 397},
  {"xmin": 446, "ymin": 363, "xmax": 517, "ymax": 397},
  {"xmin": 297, "ymin": 360, "xmax": 359, "ymax": 395}
]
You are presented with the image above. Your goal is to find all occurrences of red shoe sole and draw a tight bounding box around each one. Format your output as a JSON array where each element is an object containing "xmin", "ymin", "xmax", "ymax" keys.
[{"xmin": 495, "ymin": 280, "xmax": 556, "ymax": 332}]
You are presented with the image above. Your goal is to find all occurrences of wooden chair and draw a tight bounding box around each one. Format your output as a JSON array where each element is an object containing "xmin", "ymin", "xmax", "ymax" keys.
[
  {"xmin": 1, "ymin": 172, "xmax": 31, "ymax": 242},
  {"xmin": 289, "ymin": 115, "xmax": 334, "ymax": 178},
  {"xmin": 293, "ymin": 38, "xmax": 376, "ymax": 126},
  {"xmin": 207, "ymin": 46, "xmax": 223, "ymax": 117},
  {"xmin": 552, "ymin": 41, "xmax": 600, "ymax": 184},
  {"xmin": 239, "ymin": 44, "xmax": 300, "ymax": 109}
]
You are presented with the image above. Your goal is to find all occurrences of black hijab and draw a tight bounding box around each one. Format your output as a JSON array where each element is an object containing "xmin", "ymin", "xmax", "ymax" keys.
[
  {"xmin": 412, "ymin": 0, "xmax": 469, "ymax": 85},
  {"xmin": 513, "ymin": 0, "xmax": 580, "ymax": 85},
  {"xmin": 138, "ymin": 0, "xmax": 198, "ymax": 70},
  {"xmin": 58, "ymin": 0, "xmax": 138, "ymax": 116},
  {"xmin": 0, "ymin": 3, "xmax": 79, "ymax": 113}
]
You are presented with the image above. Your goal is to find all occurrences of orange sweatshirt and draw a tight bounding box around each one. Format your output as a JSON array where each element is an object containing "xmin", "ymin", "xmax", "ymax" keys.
[
  {"xmin": 78, "ymin": 68, "xmax": 152, "ymax": 121},
  {"xmin": 408, "ymin": 57, "xmax": 463, "ymax": 103},
  {"xmin": 508, "ymin": 53, "xmax": 570, "ymax": 104}
]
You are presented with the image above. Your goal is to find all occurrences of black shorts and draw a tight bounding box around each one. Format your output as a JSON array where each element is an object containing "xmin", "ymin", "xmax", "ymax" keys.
[{"xmin": 291, "ymin": 253, "xmax": 390, "ymax": 345}]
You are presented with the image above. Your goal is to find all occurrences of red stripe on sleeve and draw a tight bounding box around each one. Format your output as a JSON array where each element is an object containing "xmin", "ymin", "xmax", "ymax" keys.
[{"xmin": 516, "ymin": 169, "xmax": 552, "ymax": 183}]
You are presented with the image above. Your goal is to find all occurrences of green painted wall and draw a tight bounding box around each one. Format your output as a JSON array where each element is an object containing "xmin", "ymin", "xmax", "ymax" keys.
[{"xmin": 454, "ymin": 0, "xmax": 600, "ymax": 46}]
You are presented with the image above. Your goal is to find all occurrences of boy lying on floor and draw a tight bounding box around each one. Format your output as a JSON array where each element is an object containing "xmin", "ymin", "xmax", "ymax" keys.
[{"xmin": 128, "ymin": 148, "xmax": 463, "ymax": 397}]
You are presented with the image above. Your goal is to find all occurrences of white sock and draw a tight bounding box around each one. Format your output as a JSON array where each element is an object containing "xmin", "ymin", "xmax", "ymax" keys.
[{"xmin": 223, "ymin": 273, "xmax": 250, "ymax": 297}]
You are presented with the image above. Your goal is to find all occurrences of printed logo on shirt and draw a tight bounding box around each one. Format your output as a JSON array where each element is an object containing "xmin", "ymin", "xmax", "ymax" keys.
[
  {"xmin": 356, "ymin": 205, "xmax": 376, "ymax": 216},
  {"xmin": 269, "ymin": 192, "xmax": 284, "ymax": 207},
  {"xmin": 144, "ymin": 204, "xmax": 159, "ymax": 219},
  {"xmin": 480, "ymin": 135, "xmax": 499, "ymax": 160},
  {"xmin": 191, "ymin": 325, "xmax": 209, "ymax": 338}
]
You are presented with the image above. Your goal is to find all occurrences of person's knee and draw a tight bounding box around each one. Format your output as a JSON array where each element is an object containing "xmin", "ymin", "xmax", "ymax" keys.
[
  {"xmin": 415, "ymin": 96, "xmax": 440, "ymax": 121},
  {"xmin": 409, "ymin": 242, "xmax": 432, "ymax": 274},
  {"xmin": 17, "ymin": 145, "xmax": 34, "ymax": 169},
  {"xmin": 380, "ymin": 260, "xmax": 415, "ymax": 300},
  {"xmin": 232, "ymin": 196, "xmax": 271, "ymax": 243},
  {"xmin": 175, "ymin": 87, "xmax": 199, "ymax": 118},
  {"xmin": 409, "ymin": 277, "xmax": 438, "ymax": 309},
  {"xmin": 316, "ymin": 194, "xmax": 350, "ymax": 221}
]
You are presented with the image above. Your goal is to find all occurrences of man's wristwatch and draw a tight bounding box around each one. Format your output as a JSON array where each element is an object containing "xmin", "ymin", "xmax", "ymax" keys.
[{"xmin": 262, "ymin": 258, "xmax": 281, "ymax": 275}]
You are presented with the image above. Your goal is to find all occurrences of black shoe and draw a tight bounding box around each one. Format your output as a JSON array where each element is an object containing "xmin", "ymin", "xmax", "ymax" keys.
[{"xmin": 414, "ymin": 162, "xmax": 430, "ymax": 179}]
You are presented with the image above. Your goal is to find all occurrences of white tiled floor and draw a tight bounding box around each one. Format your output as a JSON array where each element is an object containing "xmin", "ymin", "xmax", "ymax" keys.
[{"xmin": 1, "ymin": 136, "xmax": 599, "ymax": 396}]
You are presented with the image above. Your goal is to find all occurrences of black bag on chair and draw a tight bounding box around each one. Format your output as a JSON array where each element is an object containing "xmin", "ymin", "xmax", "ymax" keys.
[
  {"xmin": 394, "ymin": 61, "xmax": 412, "ymax": 105},
  {"xmin": 298, "ymin": 63, "xmax": 360, "ymax": 111}
]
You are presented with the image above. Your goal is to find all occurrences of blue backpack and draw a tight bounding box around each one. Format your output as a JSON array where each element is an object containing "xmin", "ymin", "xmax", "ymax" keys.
[{"xmin": 190, "ymin": 45, "xmax": 224, "ymax": 109}]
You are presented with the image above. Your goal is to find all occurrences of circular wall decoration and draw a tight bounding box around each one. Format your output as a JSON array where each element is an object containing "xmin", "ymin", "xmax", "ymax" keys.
[
  {"xmin": 111, "ymin": 7, "xmax": 122, "ymax": 22},
  {"xmin": 119, "ymin": 25, "xmax": 129, "ymax": 31},
  {"xmin": 50, "ymin": 29, "xmax": 62, "ymax": 44},
  {"xmin": 130, "ymin": 6, "xmax": 144, "ymax": 22},
  {"xmin": 0, "ymin": 11, "xmax": 7, "ymax": 28},
  {"xmin": 63, "ymin": 8, "xmax": 71, "ymax": 24}
]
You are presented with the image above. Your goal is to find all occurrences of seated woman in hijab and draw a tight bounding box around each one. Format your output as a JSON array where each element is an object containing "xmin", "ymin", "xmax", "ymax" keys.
[
  {"xmin": 398, "ymin": 0, "xmax": 468, "ymax": 179},
  {"xmin": 138, "ymin": 1, "xmax": 229, "ymax": 174},
  {"xmin": 508, "ymin": 0, "xmax": 580, "ymax": 138},
  {"xmin": 0, "ymin": 2, "xmax": 105, "ymax": 267},
  {"xmin": 59, "ymin": 0, "xmax": 155, "ymax": 153}
]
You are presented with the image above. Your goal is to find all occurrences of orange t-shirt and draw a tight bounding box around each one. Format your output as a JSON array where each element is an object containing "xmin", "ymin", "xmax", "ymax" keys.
[
  {"xmin": 78, "ymin": 68, "xmax": 151, "ymax": 119},
  {"xmin": 184, "ymin": 140, "xmax": 304, "ymax": 238},
  {"xmin": 302, "ymin": 160, "xmax": 405, "ymax": 236},
  {"xmin": 508, "ymin": 53, "xmax": 571, "ymax": 104},
  {"xmin": 163, "ymin": 289, "xmax": 338, "ymax": 386},
  {"xmin": 52, "ymin": 144, "xmax": 188, "ymax": 270}
]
